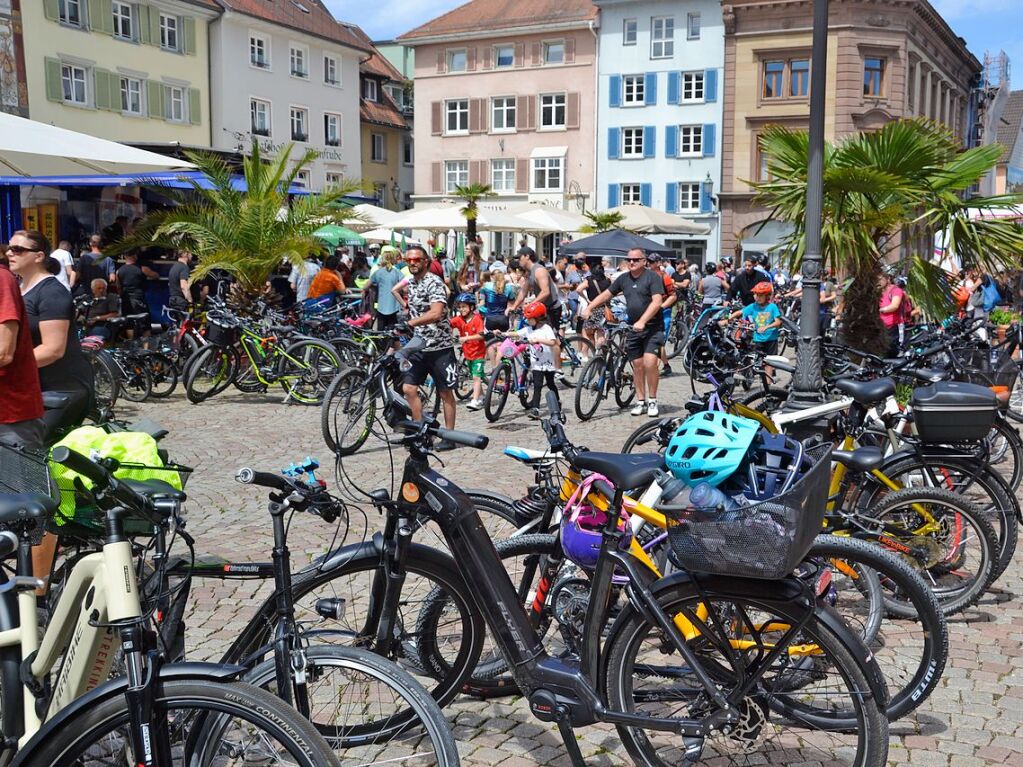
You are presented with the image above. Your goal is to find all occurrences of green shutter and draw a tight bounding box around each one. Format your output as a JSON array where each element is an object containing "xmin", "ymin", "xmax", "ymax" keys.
[
  {"xmin": 94, "ymin": 69, "xmax": 113, "ymax": 110},
  {"xmin": 183, "ymin": 17, "xmax": 196, "ymax": 55},
  {"xmin": 137, "ymin": 5, "xmax": 151, "ymax": 43},
  {"xmin": 149, "ymin": 8, "xmax": 161, "ymax": 47},
  {"xmin": 43, "ymin": 0, "xmax": 60, "ymax": 21},
  {"xmin": 147, "ymin": 80, "xmax": 164, "ymax": 118},
  {"xmin": 188, "ymin": 87, "xmax": 201, "ymax": 124},
  {"xmin": 44, "ymin": 57, "xmax": 63, "ymax": 101},
  {"xmin": 88, "ymin": 0, "xmax": 113, "ymax": 34}
]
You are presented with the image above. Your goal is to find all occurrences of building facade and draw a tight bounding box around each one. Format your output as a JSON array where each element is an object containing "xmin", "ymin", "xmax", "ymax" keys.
[
  {"xmin": 595, "ymin": 0, "xmax": 723, "ymax": 265},
  {"xmin": 23, "ymin": 0, "xmax": 219, "ymax": 144},
  {"xmin": 208, "ymin": 0, "xmax": 370, "ymax": 191},
  {"xmin": 0, "ymin": 0, "xmax": 28, "ymax": 117},
  {"xmin": 374, "ymin": 40, "xmax": 415, "ymax": 208},
  {"xmin": 718, "ymin": 0, "xmax": 981, "ymax": 259}
]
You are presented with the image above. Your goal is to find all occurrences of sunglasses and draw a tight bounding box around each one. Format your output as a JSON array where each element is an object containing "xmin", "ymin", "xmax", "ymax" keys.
[
  {"xmin": 5, "ymin": 245, "xmax": 38, "ymax": 255},
  {"xmin": 405, "ymin": 257, "xmax": 425, "ymax": 263},
  {"xmin": 625, "ymin": 257, "xmax": 646, "ymax": 263}
]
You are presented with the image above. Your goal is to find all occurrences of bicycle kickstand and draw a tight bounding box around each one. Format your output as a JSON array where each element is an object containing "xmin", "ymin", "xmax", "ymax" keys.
[{"xmin": 553, "ymin": 712, "xmax": 587, "ymax": 767}]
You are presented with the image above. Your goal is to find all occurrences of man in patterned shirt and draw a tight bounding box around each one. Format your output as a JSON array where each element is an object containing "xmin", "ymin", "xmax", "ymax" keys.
[{"xmin": 392, "ymin": 244, "xmax": 459, "ymax": 450}]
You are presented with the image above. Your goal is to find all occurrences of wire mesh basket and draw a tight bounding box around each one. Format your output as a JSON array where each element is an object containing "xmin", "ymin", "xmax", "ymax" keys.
[
  {"xmin": 664, "ymin": 444, "xmax": 831, "ymax": 580},
  {"xmin": 0, "ymin": 443, "xmax": 59, "ymax": 542},
  {"xmin": 949, "ymin": 347, "xmax": 1019, "ymax": 390}
]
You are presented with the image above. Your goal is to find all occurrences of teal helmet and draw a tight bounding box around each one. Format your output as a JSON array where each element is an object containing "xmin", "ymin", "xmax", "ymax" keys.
[{"xmin": 665, "ymin": 411, "xmax": 760, "ymax": 487}]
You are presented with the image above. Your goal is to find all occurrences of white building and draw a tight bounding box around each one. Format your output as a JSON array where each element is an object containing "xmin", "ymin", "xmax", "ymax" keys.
[
  {"xmin": 209, "ymin": 0, "xmax": 370, "ymax": 191},
  {"xmin": 595, "ymin": 0, "xmax": 723, "ymax": 265}
]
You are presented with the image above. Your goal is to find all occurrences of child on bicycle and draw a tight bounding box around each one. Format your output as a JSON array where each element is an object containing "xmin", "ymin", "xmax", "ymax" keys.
[
  {"xmin": 516, "ymin": 301, "xmax": 560, "ymax": 419},
  {"xmin": 726, "ymin": 280, "xmax": 782, "ymax": 379},
  {"xmin": 451, "ymin": 292, "xmax": 487, "ymax": 410}
]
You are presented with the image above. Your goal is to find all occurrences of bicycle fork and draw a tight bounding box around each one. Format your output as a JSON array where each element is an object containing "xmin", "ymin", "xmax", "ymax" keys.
[{"xmin": 364, "ymin": 511, "xmax": 413, "ymax": 658}]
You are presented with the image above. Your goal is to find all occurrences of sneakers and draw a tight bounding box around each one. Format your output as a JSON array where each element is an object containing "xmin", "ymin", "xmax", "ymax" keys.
[
  {"xmin": 647, "ymin": 400, "xmax": 660, "ymax": 417},
  {"xmin": 466, "ymin": 398, "xmax": 483, "ymax": 411},
  {"xmin": 662, "ymin": 364, "xmax": 674, "ymax": 377},
  {"xmin": 630, "ymin": 400, "xmax": 646, "ymax": 416}
]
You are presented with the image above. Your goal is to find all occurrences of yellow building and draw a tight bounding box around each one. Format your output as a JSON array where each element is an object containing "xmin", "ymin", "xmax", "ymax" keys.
[{"xmin": 24, "ymin": 0, "xmax": 220, "ymax": 146}]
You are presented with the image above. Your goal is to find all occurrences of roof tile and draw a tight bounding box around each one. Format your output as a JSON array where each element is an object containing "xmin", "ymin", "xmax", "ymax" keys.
[
  {"xmin": 996, "ymin": 90, "xmax": 1023, "ymax": 161},
  {"xmin": 344, "ymin": 23, "xmax": 406, "ymax": 81},
  {"xmin": 214, "ymin": 0, "xmax": 372, "ymax": 51},
  {"xmin": 398, "ymin": 0, "xmax": 597, "ymax": 41}
]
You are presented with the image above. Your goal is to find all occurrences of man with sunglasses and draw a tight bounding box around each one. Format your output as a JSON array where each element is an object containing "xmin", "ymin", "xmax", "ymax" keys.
[{"xmin": 580, "ymin": 247, "xmax": 664, "ymax": 416}]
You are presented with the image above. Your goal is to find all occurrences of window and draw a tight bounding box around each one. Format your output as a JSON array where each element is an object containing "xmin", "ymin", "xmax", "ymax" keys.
[
  {"xmin": 120, "ymin": 77, "xmax": 142, "ymax": 114},
  {"xmin": 445, "ymin": 99, "xmax": 469, "ymax": 133},
  {"xmin": 678, "ymin": 125, "xmax": 703, "ymax": 156},
  {"xmin": 447, "ymin": 49, "xmax": 467, "ymax": 72},
  {"xmin": 681, "ymin": 71, "xmax": 704, "ymax": 101},
  {"xmin": 763, "ymin": 61, "xmax": 784, "ymax": 98},
  {"xmin": 544, "ymin": 41, "xmax": 565, "ymax": 65},
  {"xmin": 539, "ymin": 92, "xmax": 566, "ymax": 129},
  {"xmin": 622, "ymin": 127, "xmax": 644, "ymax": 158},
  {"xmin": 325, "ymin": 172, "xmax": 344, "ymax": 188},
  {"xmin": 445, "ymin": 160, "xmax": 468, "ymax": 193},
  {"xmin": 59, "ymin": 0, "xmax": 81, "ymax": 26},
  {"xmin": 160, "ymin": 14, "xmax": 179, "ymax": 51},
  {"xmin": 757, "ymin": 142, "xmax": 772, "ymax": 181},
  {"xmin": 623, "ymin": 18, "xmax": 637, "ymax": 46},
  {"xmin": 864, "ymin": 57, "xmax": 884, "ymax": 97},
  {"xmin": 790, "ymin": 59, "xmax": 810, "ymax": 97},
  {"xmin": 290, "ymin": 107, "xmax": 308, "ymax": 141},
  {"xmin": 363, "ymin": 79, "xmax": 378, "ymax": 101},
  {"xmin": 112, "ymin": 1, "xmax": 133, "ymax": 40},
  {"xmin": 491, "ymin": 159, "xmax": 515, "ymax": 192},
  {"xmin": 532, "ymin": 157, "xmax": 563, "ymax": 192},
  {"xmin": 371, "ymin": 133, "xmax": 385, "ymax": 162},
  {"xmin": 907, "ymin": 62, "xmax": 916, "ymax": 109},
  {"xmin": 403, "ymin": 137, "xmax": 413, "ymax": 165},
  {"xmin": 491, "ymin": 96, "xmax": 516, "ymax": 131},
  {"xmin": 290, "ymin": 45, "xmax": 308, "ymax": 78},
  {"xmin": 295, "ymin": 171, "xmax": 310, "ymax": 188},
  {"xmin": 250, "ymin": 34, "xmax": 270, "ymax": 69},
  {"xmin": 61, "ymin": 63, "xmax": 87, "ymax": 104},
  {"xmin": 677, "ymin": 182, "xmax": 701, "ymax": 212},
  {"xmin": 323, "ymin": 113, "xmax": 341, "ymax": 146},
  {"xmin": 324, "ymin": 55, "xmax": 339, "ymax": 86},
  {"xmin": 250, "ymin": 98, "xmax": 271, "ymax": 136},
  {"xmin": 165, "ymin": 85, "xmax": 185, "ymax": 122},
  {"xmin": 651, "ymin": 16, "xmax": 674, "ymax": 59},
  {"xmin": 687, "ymin": 12, "xmax": 701, "ymax": 40},
  {"xmin": 494, "ymin": 44, "xmax": 514, "ymax": 68},
  {"xmin": 622, "ymin": 74, "xmax": 645, "ymax": 106},
  {"xmin": 621, "ymin": 184, "xmax": 642, "ymax": 205}
]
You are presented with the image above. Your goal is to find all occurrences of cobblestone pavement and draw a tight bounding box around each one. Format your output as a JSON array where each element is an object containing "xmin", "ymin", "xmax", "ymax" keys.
[{"xmin": 116, "ymin": 371, "xmax": 1023, "ymax": 767}]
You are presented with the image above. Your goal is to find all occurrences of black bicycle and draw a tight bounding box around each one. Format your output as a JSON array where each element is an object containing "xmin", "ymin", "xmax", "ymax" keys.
[{"xmin": 573, "ymin": 323, "xmax": 636, "ymax": 420}]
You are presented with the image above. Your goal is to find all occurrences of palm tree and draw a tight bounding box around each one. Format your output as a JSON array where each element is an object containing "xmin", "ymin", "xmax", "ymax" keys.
[
  {"xmin": 452, "ymin": 183, "xmax": 496, "ymax": 242},
  {"xmin": 122, "ymin": 141, "xmax": 362, "ymax": 306},
  {"xmin": 752, "ymin": 119, "xmax": 1023, "ymax": 354},
  {"xmin": 580, "ymin": 210, "xmax": 626, "ymax": 233}
]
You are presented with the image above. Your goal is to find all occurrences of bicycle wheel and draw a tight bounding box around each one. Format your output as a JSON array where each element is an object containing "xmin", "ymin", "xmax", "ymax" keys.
[
  {"xmin": 246, "ymin": 645, "xmax": 459, "ymax": 765},
  {"xmin": 484, "ymin": 361, "xmax": 512, "ymax": 422},
  {"xmin": 20, "ymin": 679, "xmax": 340, "ymax": 767},
  {"xmin": 665, "ymin": 315, "xmax": 691, "ymax": 360},
  {"xmin": 329, "ymin": 337, "xmax": 374, "ymax": 369},
  {"xmin": 320, "ymin": 367, "xmax": 376, "ymax": 455},
  {"xmin": 984, "ymin": 417, "xmax": 1022, "ymax": 491},
  {"xmin": 603, "ymin": 583, "xmax": 889, "ymax": 767},
  {"xmin": 145, "ymin": 352, "xmax": 179, "ymax": 398},
  {"xmin": 559, "ymin": 334, "xmax": 595, "ymax": 388},
  {"xmin": 184, "ymin": 344, "xmax": 238, "ymax": 403},
  {"xmin": 613, "ymin": 356, "xmax": 636, "ymax": 408},
  {"xmin": 621, "ymin": 418, "xmax": 680, "ymax": 454},
  {"xmin": 117, "ymin": 355, "xmax": 153, "ymax": 403},
  {"xmin": 574, "ymin": 357, "xmax": 607, "ymax": 421},
  {"xmin": 516, "ymin": 365, "xmax": 531, "ymax": 410},
  {"xmin": 454, "ymin": 358, "xmax": 473, "ymax": 401},
  {"xmin": 89, "ymin": 350, "xmax": 120, "ymax": 410},
  {"xmin": 279, "ymin": 339, "xmax": 342, "ymax": 405},
  {"xmin": 739, "ymin": 386, "xmax": 790, "ymax": 414}
]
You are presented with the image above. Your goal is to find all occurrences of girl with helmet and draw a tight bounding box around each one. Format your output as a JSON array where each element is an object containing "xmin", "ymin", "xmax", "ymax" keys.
[
  {"xmin": 512, "ymin": 301, "xmax": 560, "ymax": 418},
  {"xmin": 451, "ymin": 292, "xmax": 487, "ymax": 410}
]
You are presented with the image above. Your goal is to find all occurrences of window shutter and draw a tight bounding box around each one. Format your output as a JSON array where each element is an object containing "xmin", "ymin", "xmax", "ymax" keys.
[
  {"xmin": 608, "ymin": 184, "xmax": 620, "ymax": 209},
  {"xmin": 665, "ymin": 125, "xmax": 678, "ymax": 158},
  {"xmin": 469, "ymin": 99, "xmax": 481, "ymax": 133},
  {"xmin": 469, "ymin": 160, "xmax": 482, "ymax": 184},
  {"xmin": 640, "ymin": 184, "xmax": 652, "ymax": 208},
  {"xmin": 609, "ymin": 74, "xmax": 621, "ymax": 108},
  {"xmin": 644, "ymin": 72, "xmax": 657, "ymax": 106},
  {"xmin": 44, "ymin": 58, "xmax": 63, "ymax": 101},
  {"xmin": 431, "ymin": 101, "xmax": 441, "ymax": 135},
  {"xmin": 137, "ymin": 5, "xmax": 151, "ymax": 43},
  {"xmin": 88, "ymin": 0, "xmax": 113, "ymax": 34},
  {"xmin": 566, "ymin": 92, "xmax": 580, "ymax": 129},
  {"xmin": 530, "ymin": 42, "xmax": 541, "ymax": 66},
  {"xmin": 705, "ymin": 69, "xmax": 718, "ymax": 102},
  {"xmin": 93, "ymin": 69, "xmax": 113, "ymax": 110},
  {"xmin": 189, "ymin": 88, "xmax": 201, "ymax": 124},
  {"xmin": 700, "ymin": 181, "xmax": 713, "ymax": 213},
  {"xmin": 43, "ymin": 0, "xmax": 60, "ymax": 22},
  {"xmin": 665, "ymin": 183, "xmax": 678, "ymax": 214},
  {"xmin": 564, "ymin": 38, "xmax": 576, "ymax": 63},
  {"xmin": 467, "ymin": 47, "xmax": 477, "ymax": 71},
  {"xmin": 516, "ymin": 158, "xmax": 528, "ymax": 192},
  {"xmin": 431, "ymin": 162, "xmax": 442, "ymax": 193},
  {"xmin": 483, "ymin": 47, "xmax": 492, "ymax": 69},
  {"xmin": 514, "ymin": 42, "xmax": 525, "ymax": 67},
  {"xmin": 524, "ymin": 97, "xmax": 536, "ymax": 130},
  {"xmin": 668, "ymin": 72, "xmax": 680, "ymax": 105},
  {"xmin": 183, "ymin": 17, "xmax": 197, "ymax": 55},
  {"xmin": 436, "ymin": 51, "xmax": 446, "ymax": 74},
  {"xmin": 607, "ymin": 127, "xmax": 620, "ymax": 160},
  {"xmin": 702, "ymin": 124, "xmax": 716, "ymax": 157},
  {"xmin": 643, "ymin": 126, "xmax": 656, "ymax": 158},
  {"xmin": 148, "ymin": 7, "xmax": 160, "ymax": 45},
  {"xmin": 148, "ymin": 80, "xmax": 164, "ymax": 118}
]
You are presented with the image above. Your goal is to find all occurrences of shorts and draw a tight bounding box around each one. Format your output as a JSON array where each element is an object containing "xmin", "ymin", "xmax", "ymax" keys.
[
  {"xmin": 485, "ymin": 313, "xmax": 510, "ymax": 332},
  {"xmin": 377, "ymin": 311, "xmax": 399, "ymax": 330},
  {"xmin": 403, "ymin": 347, "xmax": 459, "ymax": 391},
  {"xmin": 754, "ymin": 339, "xmax": 779, "ymax": 356},
  {"xmin": 467, "ymin": 358, "xmax": 486, "ymax": 379},
  {"xmin": 626, "ymin": 327, "xmax": 665, "ymax": 360},
  {"xmin": 545, "ymin": 303, "xmax": 562, "ymax": 331}
]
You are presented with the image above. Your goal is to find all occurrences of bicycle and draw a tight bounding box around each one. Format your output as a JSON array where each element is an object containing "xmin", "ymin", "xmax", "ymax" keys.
[
  {"xmin": 483, "ymin": 335, "xmax": 534, "ymax": 421},
  {"xmin": 573, "ymin": 323, "xmax": 636, "ymax": 420}
]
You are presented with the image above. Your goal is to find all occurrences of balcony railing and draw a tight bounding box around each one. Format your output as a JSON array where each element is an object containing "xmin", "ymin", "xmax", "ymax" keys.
[
  {"xmin": 252, "ymin": 126, "xmax": 270, "ymax": 137},
  {"xmin": 292, "ymin": 132, "xmax": 308, "ymax": 142}
]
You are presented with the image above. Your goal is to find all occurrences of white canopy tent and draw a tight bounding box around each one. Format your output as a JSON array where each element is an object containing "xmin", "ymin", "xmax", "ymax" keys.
[
  {"xmin": 499, "ymin": 202, "xmax": 589, "ymax": 233},
  {"xmin": 607, "ymin": 204, "xmax": 711, "ymax": 235},
  {"xmin": 386, "ymin": 204, "xmax": 528, "ymax": 232},
  {"xmin": 340, "ymin": 203, "xmax": 397, "ymax": 232},
  {"xmin": 361, "ymin": 227, "xmax": 422, "ymax": 246}
]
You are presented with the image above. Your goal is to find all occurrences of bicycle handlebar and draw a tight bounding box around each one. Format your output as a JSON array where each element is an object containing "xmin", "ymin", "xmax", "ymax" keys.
[
  {"xmin": 235, "ymin": 467, "xmax": 292, "ymax": 493},
  {"xmin": 436, "ymin": 428, "xmax": 489, "ymax": 450}
]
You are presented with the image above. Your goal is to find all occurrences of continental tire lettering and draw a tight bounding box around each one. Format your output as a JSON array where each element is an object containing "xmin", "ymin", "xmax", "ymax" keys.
[{"xmin": 223, "ymin": 693, "xmax": 312, "ymax": 754}]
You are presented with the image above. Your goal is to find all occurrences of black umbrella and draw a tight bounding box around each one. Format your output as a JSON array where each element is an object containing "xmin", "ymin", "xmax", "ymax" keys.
[{"xmin": 558, "ymin": 229, "xmax": 676, "ymax": 259}]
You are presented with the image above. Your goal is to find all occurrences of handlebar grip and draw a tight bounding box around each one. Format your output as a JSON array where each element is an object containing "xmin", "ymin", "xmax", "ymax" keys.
[
  {"xmin": 546, "ymin": 390, "xmax": 562, "ymax": 418},
  {"xmin": 435, "ymin": 428, "xmax": 489, "ymax": 450},
  {"xmin": 51, "ymin": 446, "xmax": 112, "ymax": 488},
  {"xmin": 236, "ymin": 468, "xmax": 292, "ymax": 493}
]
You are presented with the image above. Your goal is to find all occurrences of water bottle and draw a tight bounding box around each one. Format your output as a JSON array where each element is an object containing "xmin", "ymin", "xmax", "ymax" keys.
[{"xmin": 688, "ymin": 482, "xmax": 739, "ymax": 513}]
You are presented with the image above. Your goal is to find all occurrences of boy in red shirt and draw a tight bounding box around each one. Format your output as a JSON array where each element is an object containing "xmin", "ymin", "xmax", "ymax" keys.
[{"xmin": 451, "ymin": 292, "xmax": 486, "ymax": 410}]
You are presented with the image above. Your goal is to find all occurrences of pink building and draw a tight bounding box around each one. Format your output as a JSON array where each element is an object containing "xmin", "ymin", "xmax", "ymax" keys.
[{"xmin": 399, "ymin": 0, "xmax": 598, "ymax": 253}]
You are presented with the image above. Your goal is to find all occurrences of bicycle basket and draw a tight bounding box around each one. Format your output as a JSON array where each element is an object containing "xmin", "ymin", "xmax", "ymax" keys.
[
  {"xmin": 0, "ymin": 443, "xmax": 58, "ymax": 542},
  {"xmin": 664, "ymin": 443, "xmax": 831, "ymax": 580},
  {"xmin": 205, "ymin": 319, "xmax": 240, "ymax": 347},
  {"xmin": 949, "ymin": 347, "xmax": 1019, "ymax": 390}
]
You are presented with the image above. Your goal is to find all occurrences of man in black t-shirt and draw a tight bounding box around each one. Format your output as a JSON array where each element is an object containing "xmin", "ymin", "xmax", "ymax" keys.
[
  {"xmin": 581, "ymin": 248, "xmax": 664, "ymax": 417},
  {"xmin": 167, "ymin": 251, "xmax": 192, "ymax": 311},
  {"xmin": 116, "ymin": 252, "xmax": 149, "ymax": 318}
]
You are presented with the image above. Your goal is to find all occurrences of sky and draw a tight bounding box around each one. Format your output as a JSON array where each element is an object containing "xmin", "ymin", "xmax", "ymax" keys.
[{"xmin": 326, "ymin": 0, "xmax": 1023, "ymax": 83}]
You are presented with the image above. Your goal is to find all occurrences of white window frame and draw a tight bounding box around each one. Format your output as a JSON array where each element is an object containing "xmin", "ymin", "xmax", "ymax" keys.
[
  {"xmin": 622, "ymin": 74, "xmax": 645, "ymax": 106},
  {"xmin": 687, "ymin": 12, "xmax": 701, "ymax": 40},
  {"xmin": 677, "ymin": 182, "xmax": 701, "ymax": 213},
  {"xmin": 532, "ymin": 157, "xmax": 563, "ymax": 192},
  {"xmin": 623, "ymin": 18, "xmax": 637, "ymax": 46},
  {"xmin": 543, "ymin": 40, "xmax": 565, "ymax": 66},
  {"xmin": 323, "ymin": 112, "xmax": 341, "ymax": 146},
  {"xmin": 651, "ymin": 16, "xmax": 674, "ymax": 59},
  {"xmin": 403, "ymin": 137, "xmax": 414, "ymax": 166},
  {"xmin": 290, "ymin": 106, "xmax": 308, "ymax": 141},
  {"xmin": 325, "ymin": 172, "xmax": 344, "ymax": 188},
  {"xmin": 539, "ymin": 92, "xmax": 566, "ymax": 130},
  {"xmin": 622, "ymin": 127, "xmax": 645, "ymax": 158},
  {"xmin": 59, "ymin": 0, "xmax": 83, "ymax": 27},
  {"xmin": 250, "ymin": 98, "xmax": 271, "ymax": 136},
  {"xmin": 295, "ymin": 170, "xmax": 310, "ymax": 189},
  {"xmin": 445, "ymin": 160, "xmax": 468, "ymax": 193},
  {"xmin": 249, "ymin": 33, "xmax": 270, "ymax": 70},
  {"xmin": 445, "ymin": 98, "xmax": 469, "ymax": 135},
  {"xmin": 490, "ymin": 96, "xmax": 516, "ymax": 133},
  {"xmin": 289, "ymin": 44, "xmax": 309, "ymax": 79},
  {"xmin": 447, "ymin": 48, "xmax": 467, "ymax": 72},
  {"xmin": 678, "ymin": 125, "xmax": 703, "ymax": 156},
  {"xmin": 491, "ymin": 159, "xmax": 515, "ymax": 193},
  {"xmin": 165, "ymin": 85, "xmax": 185, "ymax": 122},
  {"xmin": 323, "ymin": 54, "xmax": 340, "ymax": 87},
  {"xmin": 621, "ymin": 183, "xmax": 642, "ymax": 205},
  {"xmin": 160, "ymin": 13, "xmax": 179, "ymax": 51},
  {"xmin": 371, "ymin": 132, "xmax": 386, "ymax": 162},
  {"xmin": 494, "ymin": 44, "xmax": 514, "ymax": 68},
  {"xmin": 363, "ymin": 79, "xmax": 378, "ymax": 102},
  {"xmin": 61, "ymin": 63, "xmax": 88, "ymax": 105},
  {"xmin": 120, "ymin": 76, "xmax": 143, "ymax": 115},
  {"xmin": 681, "ymin": 71, "xmax": 704, "ymax": 102},
  {"xmin": 112, "ymin": 1, "xmax": 133, "ymax": 40}
]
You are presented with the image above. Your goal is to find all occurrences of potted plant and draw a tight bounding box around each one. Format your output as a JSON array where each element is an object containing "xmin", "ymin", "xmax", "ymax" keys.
[{"xmin": 989, "ymin": 308, "xmax": 1020, "ymax": 342}]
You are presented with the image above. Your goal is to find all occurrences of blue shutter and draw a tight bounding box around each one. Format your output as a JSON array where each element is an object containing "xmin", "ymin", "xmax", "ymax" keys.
[
  {"xmin": 644, "ymin": 72, "xmax": 657, "ymax": 105},
  {"xmin": 609, "ymin": 74, "xmax": 622, "ymax": 108},
  {"xmin": 700, "ymin": 181, "xmax": 713, "ymax": 213},
  {"xmin": 640, "ymin": 183, "xmax": 652, "ymax": 207},
  {"xmin": 608, "ymin": 184, "xmax": 621, "ymax": 208},
  {"xmin": 665, "ymin": 183, "xmax": 678, "ymax": 214},
  {"xmin": 702, "ymin": 124, "xmax": 716, "ymax": 157},
  {"xmin": 705, "ymin": 69, "xmax": 718, "ymax": 102},
  {"xmin": 665, "ymin": 125, "xmax": 678, "ymax": 158},
  {"xmin": 667, "ymin": 71, "xmax": 680, "ymax": 105},
  {"xmin": 643, "ymin": 125, "xmax": 656, "ymax": 158},
  {"xmin": 608, "ymin": 127, "xmax": 621, "ymax": 159}
]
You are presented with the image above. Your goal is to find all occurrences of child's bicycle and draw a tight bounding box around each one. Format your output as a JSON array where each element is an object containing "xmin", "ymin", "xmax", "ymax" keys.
[{"xmin": 483, "ymin": 335, "xmax": 537, "ymax": 421}]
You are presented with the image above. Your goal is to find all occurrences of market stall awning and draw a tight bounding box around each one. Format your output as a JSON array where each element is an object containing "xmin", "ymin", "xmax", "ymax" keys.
[
  {"xmin": 607, "ymin": 204, "xmax": 711, "ymax": 235},
  {"xmin": 559, "ymin": 229, "xmax": 676, "ymax": 259},
  {"xmin": 386, "ymin": 204, "xmax": 527, "ymax": 232},
  {"xmin": 314, "ymin": 224, "xmax": 365, "ymax": 247},
  {"xmin": 0, "ymin": 170, "xmax": 310, "ymax": 195}
]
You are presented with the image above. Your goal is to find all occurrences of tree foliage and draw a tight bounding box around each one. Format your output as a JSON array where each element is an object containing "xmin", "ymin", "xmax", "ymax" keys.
[
  {"xmin": 580, "ymin": 210, "xmax": 627, "ymax": 233},
  {"xmin": 452, "ymin": 183, "xmax": 496, "ymax": 242}
]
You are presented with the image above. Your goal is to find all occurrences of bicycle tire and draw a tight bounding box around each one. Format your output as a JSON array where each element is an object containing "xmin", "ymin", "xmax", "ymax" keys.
[
  {"xmin": 454, "ymin": 359, "xmax": 473, "ymax": 401},
  {"xmin": 621, "ymin": 417, "xmax": 679, "ymax": 455},
  {"xmin": 484, "ymin": 361, "xmax": 512, "ymax": 422},
  {"xmin": 320, "ymin": 366, "xmax": 375, "ymax": 455},
  {"xmin": 574, "ymin": 357, "xmax": 606, "ymax": 421},
  {"xmin": 278, "ymin": 339, "xmax": 342, "ymax": 405},
  {"xmin": 985, "ymin": 417, "xmax": 1023, "ymax": 491},
  {"xmin": 144, "ymin": 352, "xmax": 179, "ymax": 398},
  {"xmin": 117, "ymin": 355, "xmax": 153, "ymax": 403},
  {"xmin": 516, "ymin": 364, "xmax": 531, "ymax": 410},
  {"xmin": 329, "ymin": 337, "xmax": 374, "ymax": 369},
  {"xmin": 89, "ymin": 349, "xmax": 120, "ymax": 410},
  {"xmin": 184, "ymin": 345, "xmax": 238, "ymax": 403},
  {"xmin": 245, "ymin": 645, "xmax": 459, "ymax": 764},
  {"xmin": 613, "ymin": 356, "xmax": 636, "ymax": 409},
  {"xmin": 232, "ymin": 360, "xmax": 267, "ymax": 393},
  {"xmin": 665, "ymin": 316, "xmax": 691, "ymax": 360},
  {"xmin": 559, "ymin": 334, "xmax": 595, "ymax": 388},
  {"xmin": 739, "ymin": 386, "xmax": 790, "ymax": 414}
]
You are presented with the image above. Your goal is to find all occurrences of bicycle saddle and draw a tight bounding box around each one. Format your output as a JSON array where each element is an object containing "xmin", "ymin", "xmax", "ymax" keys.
[
  {"xmin": 503, "ymin": 446, "xmax": 562, "ymax": 465},
  {"xmin": 832, "ymin": 446, "xmax": 884, "ymax": 473},
  {"xmin": 42, "ymin": 392, "xmax": 71, "ymax": 410},
  {"xmin": 0, "ymin": 494, "xmax": 57, "ymax": 526},
  {"xmin": 833, "ymin": 377, "xmax": 896, "ymax": 405},
  {"xmin": 120, "ymin": 478, "xmax": 187, "ymax": 502},
  {"xmin": 572, "ymin": 452, "xmax": 664, "ymax": 491}
]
